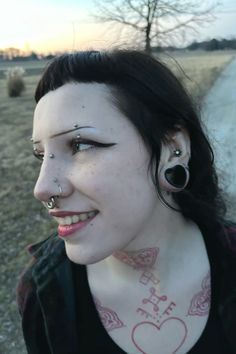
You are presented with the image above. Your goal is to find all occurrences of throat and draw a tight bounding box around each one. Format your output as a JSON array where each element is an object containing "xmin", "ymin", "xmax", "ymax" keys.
[{"xmin": 113, "ymin": 247, "xmax": 159, "ymax": 270}]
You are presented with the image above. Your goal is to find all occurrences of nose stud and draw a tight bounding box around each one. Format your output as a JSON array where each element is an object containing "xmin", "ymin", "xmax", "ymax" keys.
[
  {"xmin": 53, "ymin": 178, "xmax": 62, "ymax": 196},
  {"xmin": 45, "ymin": 178, "xmax": 63, "ymax": 209}
]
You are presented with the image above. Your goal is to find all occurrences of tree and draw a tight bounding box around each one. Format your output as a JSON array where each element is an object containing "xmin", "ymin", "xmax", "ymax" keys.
[{"xmin": 92, "ymin": 0, "xmax": 219, "ymax": 53}]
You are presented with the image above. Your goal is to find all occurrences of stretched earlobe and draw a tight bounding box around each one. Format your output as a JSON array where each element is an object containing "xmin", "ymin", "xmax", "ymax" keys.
[{"xmin": 159, "ymin": 163, "xmax": 189, "ymax": 192}]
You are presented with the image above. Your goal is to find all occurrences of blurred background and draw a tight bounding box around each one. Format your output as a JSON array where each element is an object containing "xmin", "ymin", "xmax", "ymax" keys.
[{"xmin": 0, "ymin": 0, "xmax": 235, "ymax": 353}]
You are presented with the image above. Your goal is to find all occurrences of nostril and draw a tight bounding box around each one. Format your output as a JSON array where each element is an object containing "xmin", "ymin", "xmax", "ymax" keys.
[
  {"xmin": 33, "ymin": 177, "xmax": 53, "ymax": 202},
  {"xmin": 33, "ymin": 185, "xmax": 50, "ymax": 203}
]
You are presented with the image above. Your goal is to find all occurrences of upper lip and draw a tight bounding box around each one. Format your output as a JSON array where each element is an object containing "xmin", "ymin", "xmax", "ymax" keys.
[{"xmin": 49, "ymin": 210, "xmax": 97, "ymax": 217}]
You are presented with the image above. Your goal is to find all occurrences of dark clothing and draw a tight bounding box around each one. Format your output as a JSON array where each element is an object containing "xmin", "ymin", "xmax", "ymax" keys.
[{"xmin": 17, "ymin": 222, "xmax": 236, "ymax": 354}]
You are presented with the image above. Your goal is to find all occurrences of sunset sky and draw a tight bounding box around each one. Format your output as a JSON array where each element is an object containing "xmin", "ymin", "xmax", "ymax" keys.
[{"xmin": 0, "ymin": 0, "xmax": 236, "ymax": 53}]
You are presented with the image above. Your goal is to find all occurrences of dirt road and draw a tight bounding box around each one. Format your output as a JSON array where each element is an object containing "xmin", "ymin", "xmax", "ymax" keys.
[{"xmin": 202, "ymin": 55, "xmax": 236, "ymax": 219}]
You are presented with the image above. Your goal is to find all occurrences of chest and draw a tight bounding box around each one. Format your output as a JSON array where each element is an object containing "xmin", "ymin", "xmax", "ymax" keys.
[{"xmin": 87, "ymin": 259, "xmax": 211, "ymax": 353}]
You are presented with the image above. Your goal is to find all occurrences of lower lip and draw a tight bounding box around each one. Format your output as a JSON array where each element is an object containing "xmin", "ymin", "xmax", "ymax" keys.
[{"xmin": 58, "ymin": 215, "xmax": 96, "ymax": 238}]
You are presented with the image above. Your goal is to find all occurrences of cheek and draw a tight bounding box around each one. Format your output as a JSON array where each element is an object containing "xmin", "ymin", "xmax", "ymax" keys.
[{"xmin": 71, "ymin": 148, "xmax": 156, "ymax": 208}]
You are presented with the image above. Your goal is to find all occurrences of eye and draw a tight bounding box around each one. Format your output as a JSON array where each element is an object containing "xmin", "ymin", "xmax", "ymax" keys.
[
  {"xmin": 33, "ymin": 148, "xmax": 44, "ymax": 161},
  {"xmin": 70, "ymin": 137, "xmax": 116, "ymax": 156},
  {"xmin": 71, "ymin": 138, "xmax": 94, "ymax": 155}
]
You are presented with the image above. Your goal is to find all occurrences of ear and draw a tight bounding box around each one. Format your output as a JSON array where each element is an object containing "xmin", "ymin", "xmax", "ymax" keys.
[
  {"xmin": 159, "ymin": 128, "xmax": 191, "ymax": 168},
  {"xmin": 158, "ymin": 128, "xmax": 191, "ymax": 192}
]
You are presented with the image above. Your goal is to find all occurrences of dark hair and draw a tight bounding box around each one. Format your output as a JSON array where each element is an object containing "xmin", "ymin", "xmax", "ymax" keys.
[{"xmin": 35, "ymin": 50, "xmax": 226, "ymax": 233}]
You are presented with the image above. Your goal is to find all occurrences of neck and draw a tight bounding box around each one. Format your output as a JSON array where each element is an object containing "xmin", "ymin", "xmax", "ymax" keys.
[{"xmin": 96, "ymin": 201, "xmax": 197, "ymax": 279}]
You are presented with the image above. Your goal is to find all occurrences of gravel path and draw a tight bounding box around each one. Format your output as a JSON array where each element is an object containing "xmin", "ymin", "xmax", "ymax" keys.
[{"xmin": 202, "ymin": 55, "xmax": 236, "ymax": 219}]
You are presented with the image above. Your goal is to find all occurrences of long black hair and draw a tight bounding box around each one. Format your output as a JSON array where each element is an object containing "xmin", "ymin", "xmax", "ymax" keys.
[{"xmin": 35, "ymin": 50, "xmax": 226, "ymax": 234}]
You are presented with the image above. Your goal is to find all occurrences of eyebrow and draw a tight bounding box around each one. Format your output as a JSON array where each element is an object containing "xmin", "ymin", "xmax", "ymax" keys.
[{"xmin": 33, "ymin": 126, "xmax": 94, "ymax": 144}]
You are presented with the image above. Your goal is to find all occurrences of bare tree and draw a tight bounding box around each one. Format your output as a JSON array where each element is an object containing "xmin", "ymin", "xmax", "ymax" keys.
[{"xmin": 92, "ymin": 0, "xmax": 219, "ymax": 52}]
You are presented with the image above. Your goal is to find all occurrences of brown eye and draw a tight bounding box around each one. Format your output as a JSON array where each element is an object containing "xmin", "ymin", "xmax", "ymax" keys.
[
  {"xmin": 70, "ymin": 137, "xmax": 116, "ymax": 156},
  {"xmin": 71, "ymin": 138, "xmax": 94, "ymax": 155}
]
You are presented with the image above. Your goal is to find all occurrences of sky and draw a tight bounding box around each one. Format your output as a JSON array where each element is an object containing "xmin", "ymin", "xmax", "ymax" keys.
[{"xmin": 0, "ymin": 0, "xmax": 236, "ymax": 54}]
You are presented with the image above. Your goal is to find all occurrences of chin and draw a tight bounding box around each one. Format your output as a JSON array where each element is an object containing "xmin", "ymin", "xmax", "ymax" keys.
[{"xmin": 64, "ymin": 242, "xmax": 109, "ymax": 265}]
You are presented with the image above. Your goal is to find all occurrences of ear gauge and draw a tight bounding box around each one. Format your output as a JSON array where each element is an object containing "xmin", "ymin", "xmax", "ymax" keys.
[{"xmin": 159, "ymin": 163, "xmax": 189, "ymax": 192}]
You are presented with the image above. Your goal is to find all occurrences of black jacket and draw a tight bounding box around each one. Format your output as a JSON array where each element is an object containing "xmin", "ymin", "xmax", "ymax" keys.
[{"xmin": 17, "ymin": 222, "xmax": 236, "ymax": 353}]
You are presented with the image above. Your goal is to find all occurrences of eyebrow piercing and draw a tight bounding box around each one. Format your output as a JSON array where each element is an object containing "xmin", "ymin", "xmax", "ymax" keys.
[
  {"xmin": 74, "ymin": 124, "xmax": 79, "ymax": 128},
  {"xmin": 49, "ymin": 153, "xmax": 55, "ymax": 159}
]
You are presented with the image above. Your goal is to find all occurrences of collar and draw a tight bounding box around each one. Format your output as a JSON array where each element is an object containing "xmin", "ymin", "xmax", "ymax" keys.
[{"xmin": 30, "ymin": 233, "xmax": 79, "ymax": 353}]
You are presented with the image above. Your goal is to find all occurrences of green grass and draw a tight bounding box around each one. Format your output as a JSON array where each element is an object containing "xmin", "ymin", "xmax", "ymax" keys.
[{"xmin": 0, "ymin": 51, "xmax": 234, "ymax": 353}]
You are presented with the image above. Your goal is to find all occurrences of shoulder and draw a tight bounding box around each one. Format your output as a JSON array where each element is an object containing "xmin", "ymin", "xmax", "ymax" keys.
[
  {"xmin": 16, "ymin": 232, "xmax": 66, "ymax": 315},
  {"xmin": 215, "ymin": 221, "xmax": 236, "ymax": 351}
]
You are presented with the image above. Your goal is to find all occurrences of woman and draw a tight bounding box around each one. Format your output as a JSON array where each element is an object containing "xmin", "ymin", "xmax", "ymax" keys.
[{"xmin": 17, "ymin": 50, "xmax": 236, "ymax": 354}]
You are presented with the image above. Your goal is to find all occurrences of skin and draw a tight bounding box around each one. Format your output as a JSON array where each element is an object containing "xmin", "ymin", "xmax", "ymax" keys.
[
  {"xmin": 33, "ymin": 82, "xmax": 191, "ymax": 265},
  {"xmin": 33, "ymin": 82, "xmax": 211, "ymax": 353}
]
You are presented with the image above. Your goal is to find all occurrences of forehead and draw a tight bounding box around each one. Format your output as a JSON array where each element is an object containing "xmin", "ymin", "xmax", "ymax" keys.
[{"xmin": 33, "ymin": 82, "xmax": 128, "ymax": 138}]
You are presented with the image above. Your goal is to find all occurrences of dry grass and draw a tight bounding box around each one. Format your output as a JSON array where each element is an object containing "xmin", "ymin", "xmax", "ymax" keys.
[
  {"xmin": 0, "ymin": 50, "xmax": 234, "ymax": 354},
  {"xmin": 159, "ymin": 50, "xmax": 234, "ymax": 102}
]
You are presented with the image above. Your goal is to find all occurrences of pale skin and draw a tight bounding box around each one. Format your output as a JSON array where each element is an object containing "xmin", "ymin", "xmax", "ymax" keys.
[{"xmin": 33, "ymin": 82, "xmax": 211, "ymax": 353}]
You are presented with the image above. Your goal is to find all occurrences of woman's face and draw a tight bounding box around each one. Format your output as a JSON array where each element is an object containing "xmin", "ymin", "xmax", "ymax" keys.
[{"xmin": 33, "ymin": 82, "xmax": 160, "ymax": 264}]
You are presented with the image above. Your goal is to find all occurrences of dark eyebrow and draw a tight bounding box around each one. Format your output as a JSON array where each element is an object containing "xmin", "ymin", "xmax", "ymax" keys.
[{"xmin": 33, "ymin": 126, "xmax": 94, "ymax": 144}]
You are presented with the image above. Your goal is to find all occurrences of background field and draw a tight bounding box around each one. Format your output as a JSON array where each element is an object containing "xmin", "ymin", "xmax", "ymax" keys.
[{"xmin": 0, "ymin": 50, "xmax": 234, "ymax": 354}]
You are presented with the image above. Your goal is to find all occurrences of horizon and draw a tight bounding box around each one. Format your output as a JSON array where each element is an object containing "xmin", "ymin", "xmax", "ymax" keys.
[{"xmin": 0, "ymin": 0, "xmax": 236, "ymax": 54}]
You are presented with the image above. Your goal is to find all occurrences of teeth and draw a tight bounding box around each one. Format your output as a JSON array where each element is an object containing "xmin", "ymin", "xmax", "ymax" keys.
[
  {"xmin": 80, "ymin": 213, "xmax": 87, "ymax": 221},
  {"xmin": 54, "ymin": 211, "xmax": 97, "ymax": 225},
  {"xmin": 65, "ymin": 216, "xmax": 71, "ymax": 225},
  {"xmin": 72, "ymin": 215, "xmax": 79, "ymax": 223}
]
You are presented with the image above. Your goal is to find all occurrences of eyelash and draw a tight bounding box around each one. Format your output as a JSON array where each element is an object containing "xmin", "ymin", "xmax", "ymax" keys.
[
  {"xmin": 33, "ymin": 138, "xmax": 115, "ymax": 161},
  {"xmin": 71, "ymin": 138, "xmax": 99, "ymax": 155}
]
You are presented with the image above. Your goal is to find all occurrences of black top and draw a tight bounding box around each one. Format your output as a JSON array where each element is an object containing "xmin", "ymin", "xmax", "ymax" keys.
[
  {"xmin": 16, "ymin": 222, "xmax": 236, "ymax": 354},
  {"xmin": 72, "ymin": 232, "xmax": 233, "ymax": 354}
]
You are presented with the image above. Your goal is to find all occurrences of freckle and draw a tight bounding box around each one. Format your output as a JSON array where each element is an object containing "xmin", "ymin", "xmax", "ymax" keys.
[{"xmin": 82, "ymin": 105, "xmax": 85, "ymax": 109}]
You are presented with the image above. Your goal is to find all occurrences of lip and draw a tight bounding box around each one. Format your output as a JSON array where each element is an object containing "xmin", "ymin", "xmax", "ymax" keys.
[
  {"xmin": 49, "ymin": 210, "xmax": 97, "ymax": 217},
  {"xmin": 57, "ymin": 214, "xmax": 97, "ymax": 238}
]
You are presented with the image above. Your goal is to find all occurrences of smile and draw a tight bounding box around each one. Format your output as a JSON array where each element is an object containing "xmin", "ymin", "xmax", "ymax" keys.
[{"xmin": 54, "ymin": 211, "xmax": 98, "ymax": 225}]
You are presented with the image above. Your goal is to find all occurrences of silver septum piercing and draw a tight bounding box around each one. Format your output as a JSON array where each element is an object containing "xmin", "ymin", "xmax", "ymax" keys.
[
  {"xmin": 173, "ymin": 149, "xmax": 182, "ymax": 157},
  {"xmin": 46, "ymin": 196, "xmax": 58, "ymax": 209}
]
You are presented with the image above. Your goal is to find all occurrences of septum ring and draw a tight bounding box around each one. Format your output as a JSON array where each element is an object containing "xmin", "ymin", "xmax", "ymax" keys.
[{"xmin": 46, "ymin": 196, "xmax": 58, "ymax": 209}]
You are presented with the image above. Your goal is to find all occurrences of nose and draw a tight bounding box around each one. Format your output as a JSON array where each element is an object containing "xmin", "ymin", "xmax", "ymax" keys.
[{"xmin": 34, "ymin": 158, "xmax": 72, "ymax": 203}]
